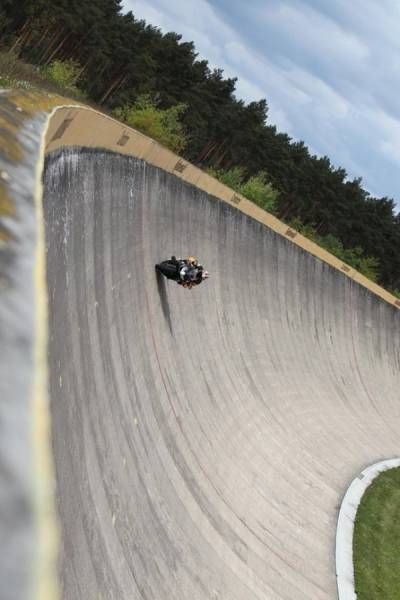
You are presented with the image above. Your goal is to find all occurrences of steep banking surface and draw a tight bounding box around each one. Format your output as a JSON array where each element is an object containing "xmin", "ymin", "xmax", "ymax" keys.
[{"xmin": 43, "ymin": 147, "xmax": 400, "ymax": 600}]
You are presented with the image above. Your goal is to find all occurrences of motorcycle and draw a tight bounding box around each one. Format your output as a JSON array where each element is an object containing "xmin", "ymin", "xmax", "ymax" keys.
[
  {"xmin": 155, "ymin": 256, "xmax": 208, "ymax": 288},
  {"xmin": 155, "ymin": 257, "xmax": 183, "ymax": 282}
]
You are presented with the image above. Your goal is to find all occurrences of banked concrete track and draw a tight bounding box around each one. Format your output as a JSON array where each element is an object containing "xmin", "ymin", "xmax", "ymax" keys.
[{"xmin": 1, "ymin": 92, "xmax": 400, "ymax": 600}]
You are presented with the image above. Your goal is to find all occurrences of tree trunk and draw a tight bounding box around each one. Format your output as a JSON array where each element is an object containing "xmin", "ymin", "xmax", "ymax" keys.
[
  {"xmin": 99, "ymin": 72, "xmax": 127, "ymax": 105},
  {"xmin": 215, "ymin": 147, "xmax": 228, "ymax": 168},
  {"xmin": 34, "ymin": 26, "xmax": 52, "ymax": 51},
  {"xmin": 38, "ymin": 29, "xmax": 64, "ymax": 64},
  {"xmin": 197, "ymin": 141, "xmax": 217, "ymax": 163},
  {"xmin": 44, "ymin": 32, "xmax": 72, "ymax": 65},
  {"xmin": 8, "ymin": 18, "xmax": 32, "ymax": 53},
  {"xmin": 109, "ymin": 73, "xmax": 129, "ymax": 102}
]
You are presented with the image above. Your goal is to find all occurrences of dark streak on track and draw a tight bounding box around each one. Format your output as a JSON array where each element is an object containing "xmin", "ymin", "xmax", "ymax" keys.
[
  {"xmin": 43, "ymin": 147, "xmax": 400, "ymax": 600},
  {"xmin": 155, "ymin": 269, "xmax": 173, "ymax": 335}
]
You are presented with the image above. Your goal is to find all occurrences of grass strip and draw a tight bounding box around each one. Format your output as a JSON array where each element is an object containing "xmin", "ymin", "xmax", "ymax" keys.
[{"xmin": 353, "ymin": 467, "xmax": 400, "ymax": 599}]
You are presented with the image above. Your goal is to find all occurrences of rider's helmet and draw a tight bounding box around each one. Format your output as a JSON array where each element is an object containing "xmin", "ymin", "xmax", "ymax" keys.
[
  {"xmin": 202, "ymin": 270, "xmax": 210, "ymax": 279},
  {"xmin": 187, "ymin": 256, "xmax": 198, "ymax": 266}
]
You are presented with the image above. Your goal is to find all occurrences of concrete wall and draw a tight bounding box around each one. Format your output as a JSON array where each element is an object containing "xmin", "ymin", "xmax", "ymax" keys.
[
  {"xmin": 44, "ymin": 147, "xmax": 400, "ymax": 599},
  {"xmin": 0, "ymin": 89, "xmax": 399, "ymax": 600},
  {"xmin": 44, "ymin": 104, "xmax": 400, "ymax": 311}
]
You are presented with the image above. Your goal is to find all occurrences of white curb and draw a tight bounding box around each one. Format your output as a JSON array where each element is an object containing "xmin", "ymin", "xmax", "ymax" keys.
[{"xmin": 336, "ymin": 458, "xmax": 400, "ymax": 599}]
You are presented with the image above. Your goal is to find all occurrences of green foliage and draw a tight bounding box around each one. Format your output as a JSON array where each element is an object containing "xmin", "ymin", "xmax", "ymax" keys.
[
  {"xmin": 41, "ymin": 59, "xmax": 82, "ymax": 93},
  {"xmin": 207, "ymin": 166, "xmax": 245, "ymax": 190},
  {"xmin": 1, "ymin": 0, "xmax": 399, "ymax": 291},
  {"xmin": 0, "ymin": 51, "xmax": 85, "ymax": 97},
  {"xmin": 0, "ymin": 74, "xmax": 34, "ymax": 90},
  {"xmin": 114, "ymin": 95, "xmax": 187, "ymax": 153},
  {"xmin": 240, "ymin": 172, "xmax": 279, "ymax": 214},
  {"xmin": 0, "ymin": 50, "xmax": 46, "ymax": 90},
  {"xmin": 0, "ymin": 51, "xmax": 84, "ymax": 99},
  {"xmin": 208, "ymin": 167, "xmax": 278, "ymax": 214},
  {"xmin": 390, "ymin": 289, "xmax": 400, "ymax": 299},
  {"xmin": 289, "ymin": 217, "xmax": 380, "ymax": 282}
]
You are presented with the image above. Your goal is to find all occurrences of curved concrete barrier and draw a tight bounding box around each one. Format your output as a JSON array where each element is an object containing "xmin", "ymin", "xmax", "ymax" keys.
[
  {"xmin": 1, "ymin": 89, "xmax": 399, "ymax": 600},
  {"xmin": 336, "ymin": 460, "xmax": 400, "ymax": 599}
]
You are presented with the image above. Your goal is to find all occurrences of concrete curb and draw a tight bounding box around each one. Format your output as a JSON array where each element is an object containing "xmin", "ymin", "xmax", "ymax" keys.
[
  {"xmin": 336, "ymin": 459, "xmax": 400, "ymax": 599},
  {"xmin": 32, "ymin": 106, "xmax": 60, "ymax": 600}
]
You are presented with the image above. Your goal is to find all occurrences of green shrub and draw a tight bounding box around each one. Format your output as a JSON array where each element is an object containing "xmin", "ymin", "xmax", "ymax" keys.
[
  {"xmin": 114, "ymin": 95, "xmax": 187, "ymax": 153},
  {"xmin": 208, "ymin": 166, "xmax": 278, "ymax": 214},
  {"xmin": 41, "ymin": 59, "xmax": 82, "ymax": 93},
  {"xmin": 289, "ymin": 217, "xmax": 380, "ymax": 282},
  {"xmin": 0, "ymin": 52, "xmax": 86, "ymax": 97},
  {"xmin": 207, "ymin": 166, "xmax": 245, "ymax": 190},
  {"xmin": 240, "ymin": 172, "xmax": 279, "ymax": 213},
  {"xmin": 0, "ymin": 50, "xmax": 36, "ymax": 89}
]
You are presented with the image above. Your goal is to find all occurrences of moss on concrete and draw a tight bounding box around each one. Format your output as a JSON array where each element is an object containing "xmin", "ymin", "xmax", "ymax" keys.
[{"xmin": 0, "ymin": 89, "xmax": 80, "ymax": 221}]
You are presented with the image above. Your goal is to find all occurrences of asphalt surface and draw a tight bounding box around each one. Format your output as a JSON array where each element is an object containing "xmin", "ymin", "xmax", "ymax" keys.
[{"xmin": 43, "ymin": 147, "xmax": 400, "ymax": 600}]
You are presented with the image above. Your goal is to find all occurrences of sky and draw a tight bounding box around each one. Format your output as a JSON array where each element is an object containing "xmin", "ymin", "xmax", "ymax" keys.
[{"xmin": 123, "ymin": 0, "xmax": 400, "ymax": 207}]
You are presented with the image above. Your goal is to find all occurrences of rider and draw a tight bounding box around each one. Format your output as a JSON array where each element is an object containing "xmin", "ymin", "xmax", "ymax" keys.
[
  {"xmin": 179, "ymin": 265, "xmax": 210, "ymax": 289},
  {"xmin": 170, "ymin": 256, "xmax": 209, "ymax": 288}
]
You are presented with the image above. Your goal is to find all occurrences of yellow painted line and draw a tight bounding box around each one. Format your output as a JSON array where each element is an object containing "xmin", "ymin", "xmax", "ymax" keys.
[{"xmin": 32, "ymin": 110, "xmax": 59, "ymax": 600}]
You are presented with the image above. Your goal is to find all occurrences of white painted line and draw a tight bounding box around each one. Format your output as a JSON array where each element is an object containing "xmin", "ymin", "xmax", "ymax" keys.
[{"xmin": 336, "ymin": 458, "xmax": 400, "ymax": 599}]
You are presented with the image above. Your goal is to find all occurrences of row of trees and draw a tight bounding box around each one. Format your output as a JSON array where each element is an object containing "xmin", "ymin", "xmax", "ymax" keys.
[
  {"xmin": 1, "ymin": 0, "xmax": 399, "ymax": 291},
  {"xmin": 208, "ymin": 167, "xmax": 381, "ymax": 281}
]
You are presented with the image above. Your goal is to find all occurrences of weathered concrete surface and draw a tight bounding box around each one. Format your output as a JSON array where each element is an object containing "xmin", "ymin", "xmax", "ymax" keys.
[
  {"xmin": 43, "ymin": 147, "xmax": 400, "ymax": 600},
  {"xmin": 0, "ymin": 107, "xmax": 50, "ymax": 600},
  {"xmin": 0, "ymin": 90, "xmax": 74, "ymax": 600}
]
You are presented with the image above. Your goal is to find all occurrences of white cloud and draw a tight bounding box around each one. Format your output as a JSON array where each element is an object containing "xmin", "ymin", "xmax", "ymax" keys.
[
  {"xmin": 254, "ymin": 2, "xmax": 369, "ymax": 66},
  {"xmin": 370, "ymin": 110, "xmax": 400, "ymax": 165},
  {"xmin": 123, "ymin": 0, "xmax": 400, "ymax": 204},
  {"xmin": 126, "ymin": 0, "xmax": 235, "ymax": 66}
]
